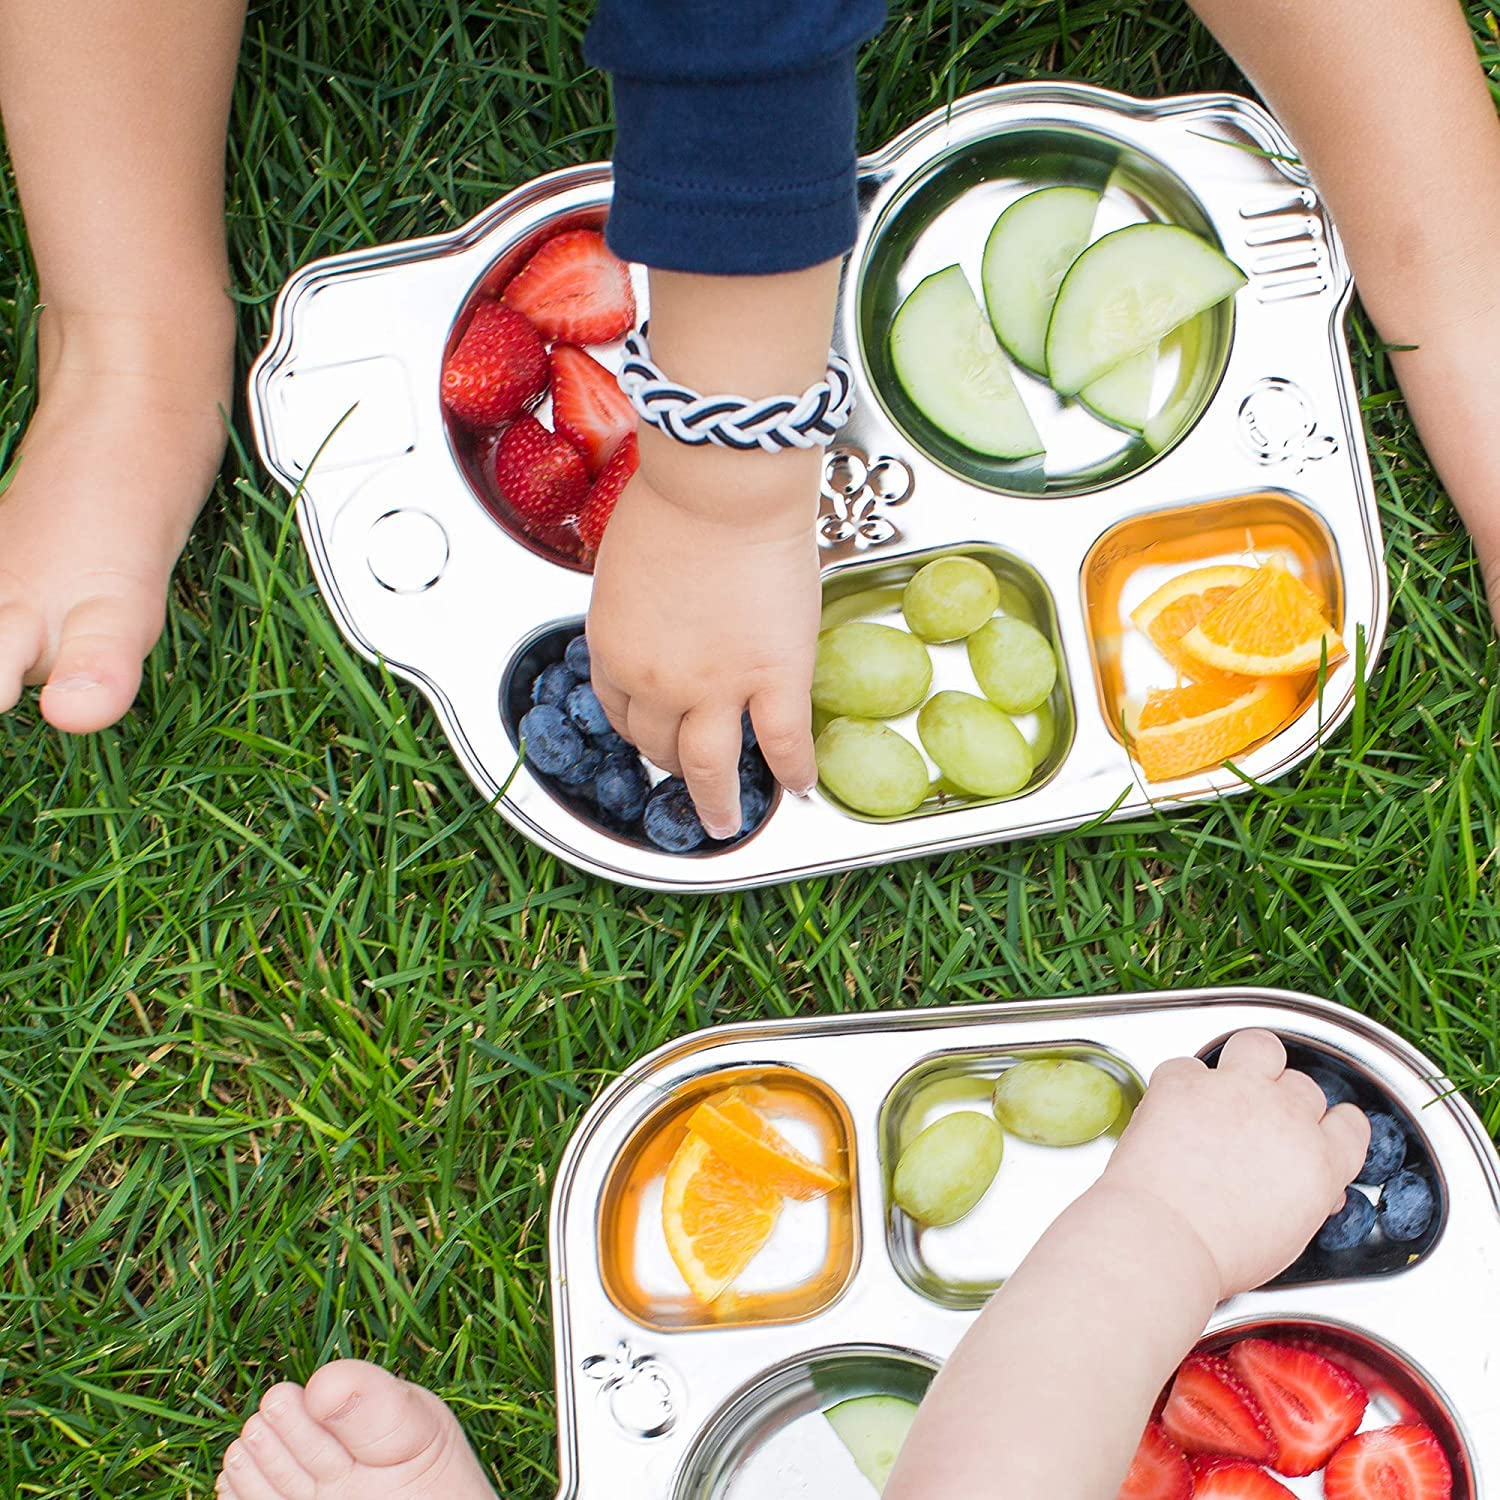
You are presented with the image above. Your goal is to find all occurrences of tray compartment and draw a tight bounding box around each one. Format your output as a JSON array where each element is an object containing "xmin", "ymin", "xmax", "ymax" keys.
[
  {"xmin": 856, "ymin": 123, "xmax": 1235, "ymax": 497},
  {"xmin": 1082, "ymin": 489, "xmax": 1345, "ymax": 755},
  {"xmin": 814, "ymin": 545, "xmax": 1075, "ymax": 820},
  {"xmin": 673, "ymin": 1344, "xmax": 936, "ymax": 1500},
  {"xmin": 597, "ymin": 1067, "xmax": 857, "ymax": 1331},
  {"xmin": 880, "ymin": 1043, "xmax": 1144, "ymax": 1309}
]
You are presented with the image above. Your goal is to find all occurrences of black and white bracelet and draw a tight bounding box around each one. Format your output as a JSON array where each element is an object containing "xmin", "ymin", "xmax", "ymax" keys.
[{"xmin": 618, "ymin": 326, "xmax": 856, "ymax": 453}]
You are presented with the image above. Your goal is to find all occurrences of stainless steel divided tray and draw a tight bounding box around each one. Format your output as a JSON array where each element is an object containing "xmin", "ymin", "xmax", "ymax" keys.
[
  {"xmin": 546, "ymin": 988, "xmax": 1498, "ymax": 1499},
  {"xmin": 250, "ymin": 83, "xmax": 1385, "ymax": 892}
]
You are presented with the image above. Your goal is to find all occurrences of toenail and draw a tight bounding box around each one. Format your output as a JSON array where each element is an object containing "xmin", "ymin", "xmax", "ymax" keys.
[
  {"xmin": 45, "ymin": 674, "xmax": 101, "ymax": 694},
  {"xmin": 225, "ymin": 1446, "xmax": 244, "ymax": 1468},
  {"xmin": 323, "ymin": 1392, "xmax": 361, "ymax": 1422},
  {"xmin": 245, "ymin": 1424, "xmax": 264, "ymax": 1446},
  {"xmin": 262, "ymin": 1389, "xmax": 290, "ymax": 1414}
]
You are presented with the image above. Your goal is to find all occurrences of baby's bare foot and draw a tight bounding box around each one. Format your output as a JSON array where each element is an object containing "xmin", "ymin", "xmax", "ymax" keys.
[
  {"xmin": 0, "ymin": 301, "xmax": 233, "ymax": 732},
  {"xmin": 217, "ymin": 1359, "xmax": 499, "ymax": 1500}
]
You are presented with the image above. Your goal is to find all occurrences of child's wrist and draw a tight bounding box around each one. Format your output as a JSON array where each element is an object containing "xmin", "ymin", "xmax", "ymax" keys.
[
  {"xmin": 636, "ymin": 426, "xmax": 822, "ymax": 536},
  {"xmin": 1085, "ymin": 1177, "xmax": 1225, "ymax": 1306}
]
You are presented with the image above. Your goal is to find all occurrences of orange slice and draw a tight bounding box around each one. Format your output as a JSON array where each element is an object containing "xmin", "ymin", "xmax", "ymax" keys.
[
  {"xmin": 1177, "ymin": 563, "xmax": 1344, "ymax": 678},
  {"xmin": 661, "ymin": 1132, "xmax": 782, "ymax": 1304},
  {"xmin": 1131, "ymin": 676, "xmax": 1303, "ymax": 781},
  {"xmin": 1129, "ymin": 565, "xmax": 1256, "ymax": 682},
  {"xmin": 687, "ymin": 1094, "xmax": 845, "ymax": 1201}
]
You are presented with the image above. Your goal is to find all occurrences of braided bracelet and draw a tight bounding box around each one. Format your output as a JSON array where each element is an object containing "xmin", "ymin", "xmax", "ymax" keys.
[{"xmin": 618, "ymin": 326, "xmax": 856, "ymax": 454}]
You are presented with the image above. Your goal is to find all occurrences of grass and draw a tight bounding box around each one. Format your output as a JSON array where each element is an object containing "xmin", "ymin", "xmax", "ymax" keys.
[{"xmin": 2, "ymin": 1, "xmax": 1499, "ymax": 1495}]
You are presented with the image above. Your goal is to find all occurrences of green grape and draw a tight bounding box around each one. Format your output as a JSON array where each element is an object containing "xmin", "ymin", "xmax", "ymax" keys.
[
  {"xmin": 992, "ymin": 1059, "xmax": 1125, "ymax": 1146},
  {"xmin": 892, "ymin": 1111, "xmax": 1004, "ymax": 1226},
  {"xmin": 993, "ymin": 578, "xmax": 1037, "ymax": 624},
  {"xmin": 815, "ymin": 717, "xmax": 930, "ymax": 817},
  {"xmin": 812, "ymin": 623, "xmax": 933, "ymax": 718},
  {"xmin": 901, "ymin": 556, "xmax": 1001, "ymax": 643},
  {"xmin": 820, "ymin": 585, "xmax": 906, "ymax": 633},
  {"xmin": 1025, "ymin": 700, "xmax": 1056, "ymax": 769},
  {"xmin": 916, "ymin": 691, "xmax": 1032, "ymax": 797},
  {"xmin": 967, "ymin": 616, "xmax": 1058, "ymax": 715}
]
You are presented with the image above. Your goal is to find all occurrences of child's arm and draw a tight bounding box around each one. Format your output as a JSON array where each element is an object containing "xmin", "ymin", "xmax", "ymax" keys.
[
  {"xmin": 1181, "ymin": 0, "xmax": 1500, "ymax": 605},
  {"xmin": 582, "ymin": 2, "xmax": 885, "ymax": 835},
  {"xmin": 887, "ymin": 1030, "xmax": 1369, "ymax": 1500}
]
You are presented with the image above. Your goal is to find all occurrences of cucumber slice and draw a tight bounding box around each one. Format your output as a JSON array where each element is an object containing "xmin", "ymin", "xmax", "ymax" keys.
[
  {"xmin": 1143, "ymin": 312, "xmax": 1210, "ymax": 452},
  {"xmin": 1044, "ymin": 224, "xmax": 1245, "ymax": 396},
  {"xmin": 981, "ymin": 186, "xmax": 1099, "ymax": 375},
  {"xmin": 824, "ymin": 1395, "xmax": 919, "ymax": 1494},
  {"xmin": 890, "ymin": 266, "xmax": 1044, "ymax": 459},
  {"xmin": 1079, "ymin": 343, "xmax": 1157, "ymax": 431}
]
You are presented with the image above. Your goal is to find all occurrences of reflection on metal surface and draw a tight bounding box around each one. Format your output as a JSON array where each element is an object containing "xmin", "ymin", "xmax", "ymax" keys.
[
  {"xmin": 583, "ymin": 1343, "xmax": 681, "ymax": 1441},
  {"xmin": 366, "ymin": 509, "xmax": 449, "ymax": 593}
]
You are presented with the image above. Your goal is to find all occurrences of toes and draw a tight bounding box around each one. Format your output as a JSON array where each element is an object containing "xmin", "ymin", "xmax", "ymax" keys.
[
  {"xmin": 38, "ymin": 594, "xmax": 155, "ymax": 733},
  {"xmin": 0, "ymin": 602, "xmax": 46, "ymax": 714},
  {"xmin": 258, "ymin": 1381, "xmax": 353, "ymax": 1483},
  {"xmin": 218, "ymin": 1439, "xmax": 284, "ymax": 1500},
  {"xmin": 239, "ymin": 1411, "xmax": 317, "ymax": 1500},
  {"xmin": 304, "ymin": 1359, "xmax": 453, "ymax": 1470}
]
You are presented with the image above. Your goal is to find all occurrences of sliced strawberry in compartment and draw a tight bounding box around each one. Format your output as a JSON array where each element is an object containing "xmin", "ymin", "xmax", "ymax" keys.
[
  {"xmin": 491, "ymin": 414, "xmax": 590, "ymax": 529},
  {"xmin": 1116, "ymin": 1420, "xmax": 1191, "ymax": 1500},
  {"xmin": 1190, "ymin": 1457, "xmax": 1297, "ymax": 1497},
  {"xmin": 440, "ymin": 299, "xmax": 549, "ymax": 429},
  {"xmin": 502, "ymin": 229, "xmax": 636, "ymax": 344},
  {"xmin": 550, "ymin": 344, "xmax": 636, "ymax": 474},
  {"xmin": 1227, "ymin": 1338, "xmax": 1369, "ymax": 1476},
  {"xmin": 1160, "ymin": 1354, "xmax": 1277, "ymax": 1465},
  {"xmin": 1324, "ymin": 1424, "xmax": 1454, "ymax": 1500},
  {"xmin": 578, "ymin": 433, "xmax": 638, "ymax": 555}
]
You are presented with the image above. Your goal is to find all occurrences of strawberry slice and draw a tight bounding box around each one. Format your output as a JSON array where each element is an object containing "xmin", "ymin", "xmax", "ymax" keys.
[
  {"xmin": 502, "ymin": 229, "xmax": 635, "ymax": 344},
  {"xmin": 1325, "ymin": 1425, "xmax": 1453, "ymax": 1500},
  {"xmin": 1227, "ymin": 1339, "xmax": 1369, "ymax": 1476},
  {"xmin": 1116, "ymin": 1421, "xmax": 1191, "ymax": 1500},
  {"xmin": 578, "ymin": 433, "xmax": 638, "ymax": 554},
  {"xmin": 1160, "ymin": 1354, "xmax": 1277, "ymax": 1464},
  {"xmin": 491, "ymin": 415, "xmax": 589, "ymax": 528},
  {"xmin": 550, "ymin": 344, "xmax": 636, "ymax": 474},
  {"xmin": 440, "ymin": 299, "xmax": 548, "ymax": 429},
  {"xmin": 1190, "ymin": 1458, "xmax": 1297, "ymax": 1497}
]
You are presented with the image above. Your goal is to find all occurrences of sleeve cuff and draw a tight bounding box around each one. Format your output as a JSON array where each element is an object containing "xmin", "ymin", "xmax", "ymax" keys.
[{"xmin": 603, "ymin": 55, "xmax": 862, "ymax": 277}]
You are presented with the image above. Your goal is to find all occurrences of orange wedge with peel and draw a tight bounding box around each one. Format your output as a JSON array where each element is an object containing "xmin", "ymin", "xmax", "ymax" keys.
[
  {"xmin": 686, "ymin": 1093, "xmax": 845, "ymax": 1201},
  {"xmin": 1177, "ymin": 562, "xmax": 1344, "ymax": 678},
  {"xmin": 1129, "ymin": 565, "xmax": 1256, "ymax": 682},
  {"xmin": 1131, "ymin": 676, "xmax": 1303, "ymax": 782},
  {"xmin": 661, "ymin": 1131, "xmax": 783, "ymax": 1304}
]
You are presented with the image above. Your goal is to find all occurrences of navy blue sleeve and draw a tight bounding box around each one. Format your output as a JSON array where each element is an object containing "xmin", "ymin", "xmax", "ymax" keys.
[{"xmin": 584, "ymin": 2, "xmax": 887, "ymax": 276}]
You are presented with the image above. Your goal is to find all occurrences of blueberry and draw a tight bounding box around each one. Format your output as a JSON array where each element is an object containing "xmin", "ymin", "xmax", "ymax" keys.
[
  {"xmin": 564, "ymin": 682, "xmax": 613, "ymax": 740},
  {"xmin": 520, "ymin": 704, "xmax": 585, "ymax": 776},
  {"xmin": 740, "ymin": 708, "xmax": 758, "ymax": 750},
  {"xmin": 643, "ymin": 777, "xmax": 708, "ymax": 853},
  {"xmin": 1304, "ymin": 1064, "xmax": 1358, "ymax": 1109},
  {"xmin": 738, "ymin": 778, "xmax": 770, "ymax": 834},
  {"xmin": 531, "ymin": 662, "xmax": 578, "ymax": 707},
  {"xmin": 596, "ymin": 754, "xmax": 650, "ymax": 823},
  {"xmin": 555, "ymin": 745, "xmax": 603, "ymax": 792},
  {"xmin": 1316, "ymin": 1188, "xmax": 1377, "ymax": 1252},
  {"xmin": 1378, "ymin": 1169, "xmax": 1436, "ymax": 1242},
  {"xmin": 593, "ymin": 728, "xmax": 634, "ymax": 757},
  {"xmin": 564, "ymin": 633, "xmax": 591, "ymax": 679},
  {"xmin": 1357, "ymin": 1110, "xmax": 1407, "ymax": 1186}
]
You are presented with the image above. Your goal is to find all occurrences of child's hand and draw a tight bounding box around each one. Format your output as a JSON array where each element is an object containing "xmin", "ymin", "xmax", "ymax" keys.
[
  {"xmin": 1103, "ymin": 1030, "xmax": 1369, "ymax": 1299},
  {"xmin": 586, "ymin": 439, "xmax": 821, "ymax": 838}
]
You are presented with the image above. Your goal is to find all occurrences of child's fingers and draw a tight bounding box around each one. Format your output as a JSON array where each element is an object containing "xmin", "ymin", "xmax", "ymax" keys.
[
  {"xmin": 1279, "ymin": 1067, "xmax": 1332, "ymax": 1120},
  {"xmin": 1320, "ymin": 1102, "xmax": 1372, "ymax": 1189},
  {"xmin": 626, "ymin": 703, "xmax": 684, "ymax": 776},
  {"xmin": 678, "ymin": 706, "xmax": 748, "ymax": 840},
  {"xmin": 1148, "ymin": 1055, "xmax": 1208, "ymax": 1087},
  {"xmin": 1216, "ymin": 1029, "xmax": 1287, "ymax": 1078},
  {"xmin": 590, "ymin": 670, "xmax": 631, "ymax": 739},
  {"xmin": 748, "ymin": 689, "xmax": 817, "ymax": 796}
]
